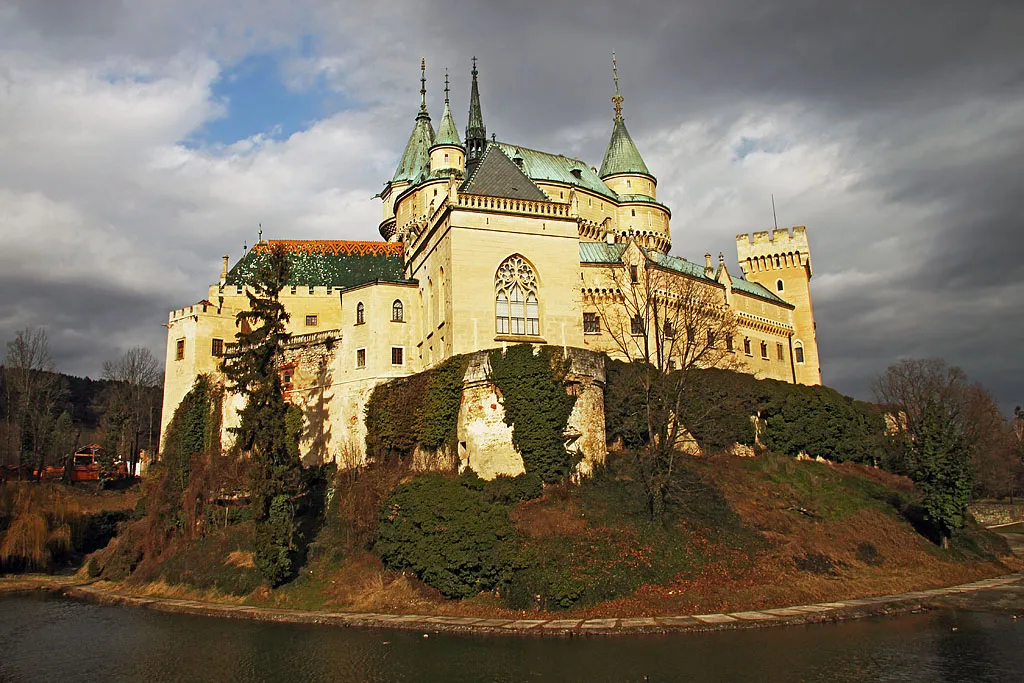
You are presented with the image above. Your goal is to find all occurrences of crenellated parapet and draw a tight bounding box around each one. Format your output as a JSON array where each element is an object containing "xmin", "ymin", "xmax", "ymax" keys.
[{"xmin": 736, "ymin": 226, "xmax": 811, "ymax": 277}]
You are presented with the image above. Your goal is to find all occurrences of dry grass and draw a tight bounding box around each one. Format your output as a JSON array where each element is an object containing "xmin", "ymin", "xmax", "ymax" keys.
[
  {"xmin": 1, "ymin": 484, "xmax": 81, "ymax": 570},
  {"xmin": 511, "ymin": 496, "xmax": 587, "ymax": 538},
  {"xmin": 224, "ymin": 550, "xmax": 255, "ymax": 568}
]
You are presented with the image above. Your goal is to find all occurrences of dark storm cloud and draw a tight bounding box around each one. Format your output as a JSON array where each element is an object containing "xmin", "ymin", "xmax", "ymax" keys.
[{"xmin": 1, "ymin": 0, "xmax": 1021, "ymax": 411}]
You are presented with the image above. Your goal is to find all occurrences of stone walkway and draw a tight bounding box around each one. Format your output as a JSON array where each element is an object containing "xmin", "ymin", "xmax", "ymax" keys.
[{"xmin": 62, "ymin": 572, "xmax": 1024, "ymax": 636}]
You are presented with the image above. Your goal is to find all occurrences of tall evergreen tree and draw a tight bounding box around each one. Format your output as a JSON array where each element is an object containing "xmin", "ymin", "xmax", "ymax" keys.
[{"xmin": 221, "ymin": 244, "xmax": 304, "ymax": 585}]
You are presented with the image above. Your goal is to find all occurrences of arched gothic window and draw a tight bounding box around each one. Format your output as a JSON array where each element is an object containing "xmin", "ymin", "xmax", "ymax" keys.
[
  {"xmin": 356, "ymin": 302, "xmax": 365, "ymax": 325},
  {"xmin": 495, "ymin": 255, "xmax": 539, "ymax": 335},
  {"xmin": 392, "ymin": 299, "xmax": 403, "ymax": 322}
]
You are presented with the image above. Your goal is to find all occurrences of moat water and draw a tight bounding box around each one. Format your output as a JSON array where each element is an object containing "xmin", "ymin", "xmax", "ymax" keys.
[{"xmin": 1, "ymin": 594, "xmax": 1023, "ymax": 682}]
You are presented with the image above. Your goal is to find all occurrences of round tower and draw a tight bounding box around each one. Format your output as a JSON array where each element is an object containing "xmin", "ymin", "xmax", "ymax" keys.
[{"xmin": 429, "ymin": 70, "xmax": 465, "ymax": 175}]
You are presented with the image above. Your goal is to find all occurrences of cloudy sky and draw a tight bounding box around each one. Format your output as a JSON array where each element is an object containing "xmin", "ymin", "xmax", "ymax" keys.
[{"xmin": 1, "ymin": 0, "xmax": 1021, "ymax": 411}]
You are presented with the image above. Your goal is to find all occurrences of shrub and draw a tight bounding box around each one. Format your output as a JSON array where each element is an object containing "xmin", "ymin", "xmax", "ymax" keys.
[
  {"xmin": 254, "ymin": 494, "xmax": 300, "ymax": 587},
  {"xmin": 488, "ymin": 345, "xmax": 577, "ymax": 483},
  {"xmin": 375, "ymin": 475, "xmax": 520, "ymax": 598},
  {"xmin": 485, "ymin": 473, "xmax": 543, "ymax": 505}
]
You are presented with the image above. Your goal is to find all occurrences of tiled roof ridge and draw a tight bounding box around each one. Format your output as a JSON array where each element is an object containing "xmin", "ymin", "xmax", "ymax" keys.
[
  {"xmin": 253, "ymin": 240, "xmax": 404, "ymax": 258},
  {"xmin": 495, "ymin": 139, "xmax": 588, "ymax": 167}
]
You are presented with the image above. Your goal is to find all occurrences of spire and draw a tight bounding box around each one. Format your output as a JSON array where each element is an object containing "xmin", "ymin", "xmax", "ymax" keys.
[
  {"xmin": 392, "ymin": 59, "xmax": 435, "ymax": 183},
  {"xmin": 599, "ymin": 53, "xmax": 652, "ymax": 179},
  {"xmin": 433, "ymin": 69, "xmax": 463, "ymax": 148},
  {"xmin": 466, "ymin": 56, "xmax": 487, "ymax": 164}
]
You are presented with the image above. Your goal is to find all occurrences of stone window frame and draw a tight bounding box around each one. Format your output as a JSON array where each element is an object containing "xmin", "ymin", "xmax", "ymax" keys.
[
  {"xmin": 211, "ymin": 338, "xmax": 224, "ymax": 357},
  {"xmin": 356, "ymin": 302, "xmax": 365, "ymax": 325},
  {"xmin": 776, "ymin": 342, "xmax": 785, "ymax": 361},
  {"xmin": 356, "ymin": 347, "xmax": 366, "ymax": 369},
  {"xmin": 776, "ymin": 278, "xmax": 784, "ymax": 292},
  {"xmin": 391, "ymin": 346, "xmax": 405, "ymax": 366},
  {"xmin": 305, "ymin": 314, "xmax": 318, "ymax": 327},
  {"xmin": 583, "ymin": 312, "xmax": 600, "ymax": 334},
  {"xmin": 175, "ymin": 338, "xmax": 185, "ymax": 361},
  {"xmin": 743, "ymin": 338, "xmax": 752, "ymax": 356},
  {"xmin": 760, "ymin": 341, "xmax": 769, "ymax": 360},
  {"xmin": 794, "ymin": 341, "xmax": 805, "ymax": 364},
  {"xmin": 494, "ymin": 254, "xmax": 540, "ymax": 336},
  {"xmin": 392, "ymin": 299, "xmax": 404, "ymax": 322}
]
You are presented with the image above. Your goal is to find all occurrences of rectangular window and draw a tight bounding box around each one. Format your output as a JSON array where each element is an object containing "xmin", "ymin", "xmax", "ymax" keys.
[
  {"xmin": 631, "ymin": 315, "xmax": 644, "ymax": 336},
  {"xmin": 629, "ymin": 265, "xmax": 639, "ymax": 283},
  {"xmin": 356, "ymin": 348, "xmax": 366, "ymax": 368},
  {"xmin": 663, "ymin": 320, "xmax": 675, "ymax": 338},
  {"xmin": 211, "ymin": 338, "xmax": 224, "ymax": 357},
  {"xmin": 583, "ymin": 312, "xmax": 600, "ymax": 334},
  {"xmin": 525, "ymin": 295, "xmax": 539, "ymax": 335},
  {"xmin": 795, "ymin": 346, "xmax": 805, "ymax": 364},
  {"xmin": 510, "ymin": 287, "xmax": 525, "ymax": 335},
  {"xmin": 290, "ymin": 285, "xmax": 297, "ymax": 295},
  {"xmin": 726, "ymin": 336, "xmax": 734, "ymax": 352},
  {"xmin": 391, "ymin": 347, "xmax": 404, "ymax": 366},
  {"xmin": 496, "ymin": 293, "xmax": 510, "ymax": 334},
  {"xmin": 760, "ymin": 341, "xmax": 769, "ymax": 359},
  {"xmin": 777, "ymin": 343, "xmax": 785, "ymax": 361},
  {"xmin": 175, "ymin": 338, "xmax": 185, "ymax": 361},
  {"xmin": 305, "ymin": 314, "xmax": 318, "ymax": 327},
  {"xmin": 743, "ymin": 338, "xmax": 752, "ymax": 356}
]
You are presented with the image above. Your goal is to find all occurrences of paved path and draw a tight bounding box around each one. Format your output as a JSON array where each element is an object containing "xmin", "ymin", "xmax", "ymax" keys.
[{"xmin": 62, "ymin": 572, "xmax": 1024, "ymax": 636}]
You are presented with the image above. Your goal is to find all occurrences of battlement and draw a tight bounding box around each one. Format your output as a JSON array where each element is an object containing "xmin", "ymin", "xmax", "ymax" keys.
[
  {"xmin": 736, "ymin": 226, "xmax": 809, "ymax": 252},
  {"xmin": 168, "ymin": 300, "xmax": 234, "ymax": 322},
  {"xmin": 735, "ymin": 226, "xmax": 811, "ymax": 276}
]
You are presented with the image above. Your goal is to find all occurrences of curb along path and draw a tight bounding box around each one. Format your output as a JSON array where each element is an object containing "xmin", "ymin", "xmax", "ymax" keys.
[{"xmin": 62, "ymin": 572, "xmax": 1024, "ymax": 636}]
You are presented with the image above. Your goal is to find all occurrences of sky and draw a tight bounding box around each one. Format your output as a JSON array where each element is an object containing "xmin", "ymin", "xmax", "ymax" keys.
[{"xmin": 0, "ymin": 0, "xmax": 1021, "ymax": 412}]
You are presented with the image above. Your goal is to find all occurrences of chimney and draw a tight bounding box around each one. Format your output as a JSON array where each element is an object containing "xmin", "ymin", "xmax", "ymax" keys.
[
  {"xmin": 220, "ymin": 255, "xmax": 229, "ymax": 285},
  {"xmin": 704, "ymin": 253, "xmax": 713, "ymax": 277}
]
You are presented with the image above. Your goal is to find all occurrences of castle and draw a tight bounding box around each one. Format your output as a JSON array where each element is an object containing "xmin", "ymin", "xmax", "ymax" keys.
[{"xmin": 160, "ymin": 58, "xmax": 821, "ymax": 476}]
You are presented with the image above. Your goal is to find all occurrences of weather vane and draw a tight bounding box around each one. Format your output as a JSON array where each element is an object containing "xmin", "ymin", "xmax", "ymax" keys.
[{"xmin": 612, "ymin": 52, "xmax": 623, "ymax": 119}]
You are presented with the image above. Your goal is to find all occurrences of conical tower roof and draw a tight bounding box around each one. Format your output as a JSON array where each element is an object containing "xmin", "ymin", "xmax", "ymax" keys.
[
  {"xmin": 599, "ymin": 116, "xmax": 651, "ymax": 178},
  {"xmin": 392, "ymin": 59, "xmax": 436, "ymax": 183},
  {"xmin": 598, "ymin": 53, "xmax": 652, "ymax": 179},
  {"xmin": 433, "ymin": 71, "xmax": 463, "ymax": 148}
]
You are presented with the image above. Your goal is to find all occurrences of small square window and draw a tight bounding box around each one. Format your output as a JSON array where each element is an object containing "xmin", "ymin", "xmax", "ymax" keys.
[
  {"xmin": 392, "ymin": 347, "xmax": 404, "ymax": 366},
  {"xmin": 583, "ymin": 312, "xmax": 600, "ymax": 334},
  {"xmin": 211, "ymin": 338, "xmax": 224, "ymax": 357},
  {"xmin": 356, "ymin": 349, "xmax": 366, "ymax": 368},
  {"xmin": 306, "ymin": 314, "xmax": 318, "ymax": 327},
  {"xmin": 175, "ymin": 338, "xmax": 185, "ymax": 361}
]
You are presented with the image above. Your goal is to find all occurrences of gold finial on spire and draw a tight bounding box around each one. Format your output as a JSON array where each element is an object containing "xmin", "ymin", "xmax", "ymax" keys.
[
  {"xmin": 420, "ymin": 58, "xmax": 427, "ymax": 112},
  {"xmin": 611, "ymin": 51, "xmax": 623, "ymax": 119}
]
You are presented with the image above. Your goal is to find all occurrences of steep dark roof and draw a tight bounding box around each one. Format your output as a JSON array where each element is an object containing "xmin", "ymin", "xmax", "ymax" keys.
[
  {"xmin": 460, "ymin": 145, "xmax": 548, "ymax": 201},
  {"xmin": 493, "ymin": 141, "xmax": 618, "ymax": 200},
  {"xmin": 226, "ymin": 240, "xmax": 405, "ymax": 289}
]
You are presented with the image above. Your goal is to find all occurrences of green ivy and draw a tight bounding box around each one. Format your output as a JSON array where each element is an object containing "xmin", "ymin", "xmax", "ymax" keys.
[
  {"xmin": 365, "ymin": 355, "xmax": 468, "ymax": 462},
  {"xmin": 488, "ymin": 345, "xmax": 577, "ymax": 483},
  {"xmin": 160, "ymin": 375, "xmax": 222, "ymax": 494}
]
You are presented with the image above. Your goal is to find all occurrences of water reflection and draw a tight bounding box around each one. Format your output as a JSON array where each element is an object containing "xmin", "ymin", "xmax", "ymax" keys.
[{"xmin": 0, "ymin": 595, "xmax": 1021, "ymax": 682}]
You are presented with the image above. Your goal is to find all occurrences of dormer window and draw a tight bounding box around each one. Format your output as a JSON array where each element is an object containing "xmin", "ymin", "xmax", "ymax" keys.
[{"xmin": 570, "ymin": 168, "xmax": 582, "ymax": 179}]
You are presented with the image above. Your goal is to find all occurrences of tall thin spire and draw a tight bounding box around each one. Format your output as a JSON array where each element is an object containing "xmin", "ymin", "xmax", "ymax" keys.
[
  {"xmin": 434, "ymin": 66, "xmax": 462, "ymax": 149},
  {"xmin": 444, "ymin": 69, "xmax": 450, "ymax": 105},
  {"xmin": 466, "ymin": 56, "xmax": 487, "ymax": 165},
  {"xmin": 419, "ymin": 57, "xmax": 427, "ymax": 114},
  {"xmin": 611, "ymin": 51, "xmax": 624, "ymax": 120}
]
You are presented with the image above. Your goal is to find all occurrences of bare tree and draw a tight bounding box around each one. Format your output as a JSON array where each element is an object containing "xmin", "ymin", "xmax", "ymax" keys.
[
  {"xmin": 2, "ymin": 327, "xmax": 66, "ymax": 475},
  {"xmin": 101, "ymin": 346, "xmax": 163, "ymax": 476},
  {"xmin": 871, "ymin": 358, "xmax": 990, "ymax": 546},
  {"xmin": 591, "ymin": 252, "xmax": 739, "ymax": 518}
]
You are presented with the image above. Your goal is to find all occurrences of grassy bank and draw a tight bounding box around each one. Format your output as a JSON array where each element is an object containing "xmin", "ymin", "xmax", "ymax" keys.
[{"xmin": 84, "ymin": 452, "xmax": 1019, "ymax": 618}]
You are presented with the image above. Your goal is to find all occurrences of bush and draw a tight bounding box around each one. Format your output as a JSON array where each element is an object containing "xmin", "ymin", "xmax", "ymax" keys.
[
  {"xmin": 488, "ymin": 345, "xmax": 577, "ymax": 483},
  {"xmin": 375, "ymin": 475, "xmax": 520, "ymax": 598},
  {"xmin": 485, "ymin": 473, "xmax": 543, "ymax": 505}
]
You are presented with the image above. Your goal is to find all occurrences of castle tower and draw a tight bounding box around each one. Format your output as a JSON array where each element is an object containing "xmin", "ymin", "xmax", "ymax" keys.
[
  {"xmin": 430, "ymin": 70, "xmax": 465, "ymax": 175},
  {"xmin": 465, "ymin": 57, "xmax": 487, "ymax": 169},
  {"xmin": 736, "ymin": 226, "xmax": 821, "ymax": 385},
  {"xmin": 599, "ymin": 54, "xmax": 656, "ymax": 200},
  {"xmin": 379, "ymin": 59, "xmax": 436, "ymax": 240}
]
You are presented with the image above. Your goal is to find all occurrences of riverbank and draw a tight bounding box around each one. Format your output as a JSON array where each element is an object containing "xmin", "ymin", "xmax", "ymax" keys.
[{"xmin": 0, "ymin": 570, "xmax": 1008, "ymax": 636}]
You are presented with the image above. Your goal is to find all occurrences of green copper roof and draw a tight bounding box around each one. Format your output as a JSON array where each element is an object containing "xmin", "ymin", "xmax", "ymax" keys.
[
  {"xmin": 599, "ymin": 117, "xmax": 651, "ymax": 179},
  {"xmin": 647, "ymin": 251, "xmax": 709, "ymax": 280},
  {"xmin": 393, "ymin": 113, "xmax": 435, "ymax": 183},
  {"xmin": 493, "ymin": 141, "xmax": 618, "ymax": 200},
  {"xmin": 434, "ymin": 101, "xmax": 462, "ymax": 148},
  {"xmin": 729, "ymin": 276, "xmax": 792, "ymax": 306},
  {"xmin": 579, "ymin": 242, "xmax": 626, "ymax": 263},
  {"xmin": 226, "ymin": 241, "xmax": 406, "ymax": 290}
]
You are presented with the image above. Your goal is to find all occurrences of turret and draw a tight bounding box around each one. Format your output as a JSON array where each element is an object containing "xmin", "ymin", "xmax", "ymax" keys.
[
  {"xmin": 599, "ymin": 54, "xmax": 657, "ymax": 200},
  {"xmin": 465, "ymin": 57, "xmax": 487, "ymax": 170},
  {"xmin": 736, "ymin": 226, "xmax": 821, "ymax": 386},
  {"xmin": 430, "ymin": 70, "xmax": 465, "ymax": 175},
  {"xmin": 380, "ymin": 59, "xmax": 435, "ymax": 239}
]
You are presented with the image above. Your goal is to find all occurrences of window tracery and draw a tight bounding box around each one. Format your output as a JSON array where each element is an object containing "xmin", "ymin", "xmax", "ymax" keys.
[{"xmin": 495, "ymin": 255, "xmax": 539, "ymax": 335}]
